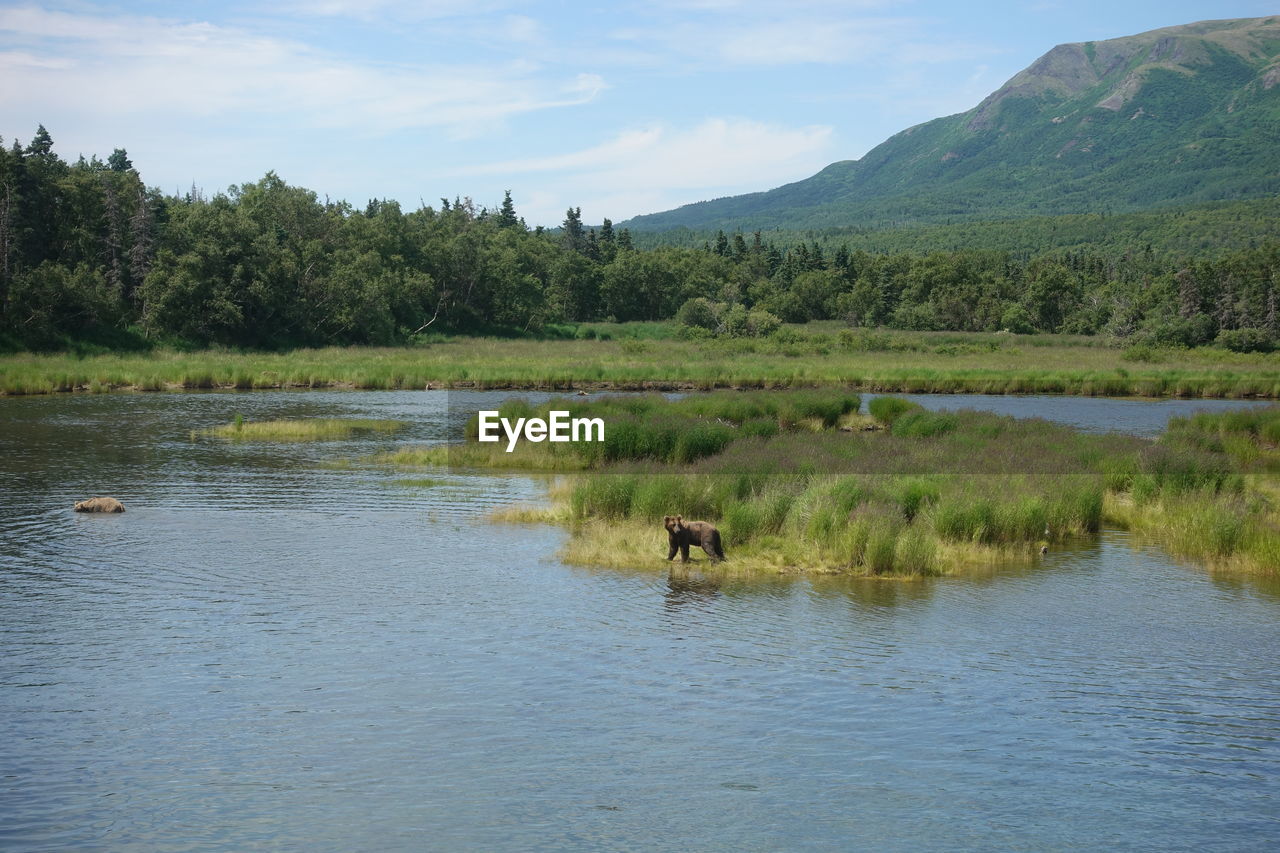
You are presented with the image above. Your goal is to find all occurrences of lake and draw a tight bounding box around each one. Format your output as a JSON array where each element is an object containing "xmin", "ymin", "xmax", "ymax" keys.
[{"xmin": 2, "ymin": 391, "xmax": 1278, "ymax": 851}]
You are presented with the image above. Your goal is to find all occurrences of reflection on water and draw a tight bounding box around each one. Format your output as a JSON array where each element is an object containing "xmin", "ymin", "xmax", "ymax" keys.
[{"xmin": 1, "ymin": 390, "xmax": 1278, "ymax": 851}]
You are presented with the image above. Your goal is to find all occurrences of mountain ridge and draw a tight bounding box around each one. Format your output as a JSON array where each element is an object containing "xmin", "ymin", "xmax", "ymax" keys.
[{"xmin": 623, "ymin": 16, "xmax": 1280, "ymax": 233}]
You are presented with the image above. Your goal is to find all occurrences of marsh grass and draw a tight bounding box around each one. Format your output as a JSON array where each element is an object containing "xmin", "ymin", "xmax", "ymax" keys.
[
  {"xmin": 194, "ymin": 417, "xmax": 406, "ymax": 441},
  {"xmin": 1098, "ymin": 406, "xmax": 1280, "ymax": 573},
  {"xmin": 3, "ymin": 329, "xmax": 1278, "ymax": 397},
  {"xmin": 375, "ymin": 443, "xmax": 592, "ymax": 471},
  {"xmin": 352, "ymin": 389, "xmax": 1276, "ymax": 577},
  {"xmin": 389, "ymin": 396, "xmax": 1129, "ymax": 576}
]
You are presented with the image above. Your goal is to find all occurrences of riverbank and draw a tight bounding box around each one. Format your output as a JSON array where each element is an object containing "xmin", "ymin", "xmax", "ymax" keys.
[{"xmin": 3, "ymin": 327, "xmax": 1279, "ymax": 398}]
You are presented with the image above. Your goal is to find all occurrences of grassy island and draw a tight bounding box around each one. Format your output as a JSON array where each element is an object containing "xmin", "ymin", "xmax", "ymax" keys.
[
  {"xmin": 193, "ymin": 417, "xmax": 405, "ymax": 441},
  {"xmin": 369, "ymin": 390, "xmax": 1280, "ymax": 577}
]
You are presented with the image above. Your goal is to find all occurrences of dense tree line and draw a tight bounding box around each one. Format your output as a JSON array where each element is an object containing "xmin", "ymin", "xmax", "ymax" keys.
[
  {"xmin": 1, "ymin": 127, "xmax": 1276, "ymax": 351},
  {"xmin": 630, "ymin": 196, "xmax": 1280, "ymax": 260}
]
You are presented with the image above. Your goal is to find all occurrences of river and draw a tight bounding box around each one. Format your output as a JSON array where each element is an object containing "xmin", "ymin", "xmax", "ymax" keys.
[{"xmin": 1, "ymin": 391, "xmax": 1277, "ymax": 851}]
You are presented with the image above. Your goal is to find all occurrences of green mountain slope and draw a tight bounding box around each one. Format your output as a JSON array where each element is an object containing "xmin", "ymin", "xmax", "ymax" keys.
[{"xmin": 624, "ymin": 16, "xmax": 1280, "ymax": 233}]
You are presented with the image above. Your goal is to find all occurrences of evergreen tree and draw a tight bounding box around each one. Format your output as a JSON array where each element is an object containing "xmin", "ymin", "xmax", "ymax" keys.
[
  {"xmin": 497, "ymin": 190, "xmax": 518, "ymax": 228},
  {"xmin": 25, "ymin": 125, "xmax": 53, "ymax": 158},
  {"xmin": 562, "ymin": 206, "xmax": 585, "ymax": 253},
  {"xmin": 714, "ymin": 230, "xmax": 729, "ymax": 257},
  {"xmin": 108, "ymin": 148, "xmax": 133, "ymax": 172}
]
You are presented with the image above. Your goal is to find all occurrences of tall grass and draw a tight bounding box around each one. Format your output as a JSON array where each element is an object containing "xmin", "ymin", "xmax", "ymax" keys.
[
  {"xmin": 1098, "ymin": 405, "xmax": 1280, "ymax": 573},
  {"xmin": 354, "ymin": 388, "xmax": 1276, "ymax": 577},
  {"xmin": 476, "ymin": 402, "xmax": 1126, "ymax": 573},
  {"xmin": 3, "ymin": 329, "xmax": 1277, "ymax": 397},
  {"xmin": 452, "ymin": 390, "xmax": 862, "ymax": 468}
]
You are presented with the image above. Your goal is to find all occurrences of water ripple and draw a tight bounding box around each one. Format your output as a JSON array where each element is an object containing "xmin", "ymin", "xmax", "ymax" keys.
[{"xmin": 2, "ymin": 391, "xmax": 1279, "ymax": 851}]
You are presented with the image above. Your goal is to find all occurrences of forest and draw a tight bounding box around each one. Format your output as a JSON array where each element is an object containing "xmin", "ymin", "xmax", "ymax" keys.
[{"xmin": 1, "ymin": 126, "xmax": 1277, "ymax": 353}]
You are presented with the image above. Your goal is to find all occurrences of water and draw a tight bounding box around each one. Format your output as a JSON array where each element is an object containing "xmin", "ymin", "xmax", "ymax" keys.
[{"xmin": 2, "ymin": 391, "xmax": 1278, "ymax": 851}]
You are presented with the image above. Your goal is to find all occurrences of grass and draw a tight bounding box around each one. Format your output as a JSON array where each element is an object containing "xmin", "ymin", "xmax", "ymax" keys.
[
  {"xmin": 417, "ymin": 392, "xmax": 1279, "ymax": 578},
  {"xmin": 193, "ymin": 417, "xmax": 406, "ymax": 441},
  {"xmin": 368, "ymin": 391, "xmax": 1152, "ymax": 577},
  {"xmin": 375, "ymin": 390, "xmax": 861, "ymax": 472},
  {"xmin": 1102, "ymin": 406, "xmax": 1280, "ymax": 574},
  {"xmin": 2, "ymin": 326, "xmax": 1278, "ymax": 397}
]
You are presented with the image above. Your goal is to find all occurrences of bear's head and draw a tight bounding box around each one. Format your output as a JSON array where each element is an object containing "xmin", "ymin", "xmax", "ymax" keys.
[{"xmin": 663, "ymin": 514, "xmax": 684, "ymax": 533}]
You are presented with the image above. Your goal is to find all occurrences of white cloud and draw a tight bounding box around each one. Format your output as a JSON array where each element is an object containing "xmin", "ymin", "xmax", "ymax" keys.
[
  {"xmin": 282, "ymin": 0, "xmax": 515, "ymax": 21},
  {"xmin": 607, "ymin": 2, "xmax": 969, "ymax": 69},
  {"xmin": 462, "ymin": 118, "xmax": 834, "ymax": 223},
  {"xmin": 0, "ymin": 6, "xmax": 601, "ymax": 134}
]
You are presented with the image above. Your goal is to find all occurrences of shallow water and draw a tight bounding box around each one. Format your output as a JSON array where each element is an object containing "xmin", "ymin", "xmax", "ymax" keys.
[{"xmin": 1, "ymin": 391, "xmax": 1278, "ymax": 850}]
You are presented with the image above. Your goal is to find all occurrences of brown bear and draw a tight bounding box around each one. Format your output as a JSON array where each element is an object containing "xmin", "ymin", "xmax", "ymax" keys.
[
  {"xmin": 74, "ymin": 497, "xmax": 126, "ymax": 513},
  {"xmin": 664, "ymin": 514, "xmax": 725, "ymax": 563}
]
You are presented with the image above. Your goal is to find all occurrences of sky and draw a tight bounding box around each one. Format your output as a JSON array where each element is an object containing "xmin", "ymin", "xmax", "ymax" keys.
[{"xmin": 2, "ymin": 1, "xmax": 1276, "ymax": 226}]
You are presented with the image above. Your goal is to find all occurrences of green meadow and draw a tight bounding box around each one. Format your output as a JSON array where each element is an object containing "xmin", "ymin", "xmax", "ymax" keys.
[
  {"xmin": 375, "ymin": 390, "xmax": 1280, "ymax": 578},
  {"xmin": 3, "ymin": 325, "xmax": 1279, "ymax": 397}
]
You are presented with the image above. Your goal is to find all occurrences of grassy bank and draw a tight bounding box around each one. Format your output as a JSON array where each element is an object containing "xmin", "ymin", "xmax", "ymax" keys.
[
  {"xmin": 376, "ymin": 391, "xmax": 1279, "ymax": 578},
  {"xmin": 1102, "ymin": 407, "xmax": 1280, "ymax": 573},
  {"xmin": 3, "ymin": 326, "xmax": 1278, "ymax": 398}
]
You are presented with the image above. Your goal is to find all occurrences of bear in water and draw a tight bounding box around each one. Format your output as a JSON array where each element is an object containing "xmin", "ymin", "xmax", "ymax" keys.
[
  {"xmin": 664, "ymin": 514, "xmax": 725, "ymax": 563},
  {"xmin": 74, "ymin": 497, "xmax": 125, "ymax": 513}
]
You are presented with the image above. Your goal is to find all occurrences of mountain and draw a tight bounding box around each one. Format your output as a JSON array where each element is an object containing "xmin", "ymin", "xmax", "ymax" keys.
[{"xmin": 623, "ymin": 16, "xmax": 1280, "ymax": 234}]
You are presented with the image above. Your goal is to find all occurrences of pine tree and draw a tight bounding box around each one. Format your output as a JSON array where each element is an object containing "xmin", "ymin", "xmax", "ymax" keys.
[
  {"xmin": 714, "ymin": 230, "xmax": 729, "ymax": 257},
  {"xmin": 497, "ymin": 190, "xmax": 518, "ymax": 228},
  {"xmin": 25, "ymin": 125, "xmax": 53, "ymax": 158},
  {"xmin": 562, "ymin": 207, "xmax": 585, "ymax": 253},
  {"xmin": 108, "ymin": 148, "xmax": 132, "ymax": 172}
]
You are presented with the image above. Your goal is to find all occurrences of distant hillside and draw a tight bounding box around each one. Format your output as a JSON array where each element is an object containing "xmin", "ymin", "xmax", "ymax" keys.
[
  {"xmin": 624, "ymin": 16, "xmax": 1280, "ymax": 233},
  {"xmin": 627, "ymin": 197, "xmax": 1280, "ymax": 258}
]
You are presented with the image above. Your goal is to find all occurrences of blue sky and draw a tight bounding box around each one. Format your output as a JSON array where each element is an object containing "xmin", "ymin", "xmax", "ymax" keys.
[{"xmin": 2, "ymin": 1, "xmax": 1275, "ymax": 225}]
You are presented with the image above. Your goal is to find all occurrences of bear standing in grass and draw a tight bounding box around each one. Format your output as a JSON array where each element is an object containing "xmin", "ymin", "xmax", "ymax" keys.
[{"xmin": 664, "ymin": 515, "xmax": 725, "ymax": 563}]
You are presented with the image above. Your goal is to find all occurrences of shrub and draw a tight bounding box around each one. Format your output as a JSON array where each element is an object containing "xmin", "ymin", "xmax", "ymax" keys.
[
  {"xmin": 746, "ymin": 309, "xmax": 782, "ymax": 337},
  {"xmin": 676, "ymin": 297, "xmax": 719, "ymax": 331},
  {"xmin": 999, "ymin": 304, "xmax": 1036, "ymax": 335},
  {"xmin": 1122, "ymin": 344, "xmax": 1160, "ymax": 363},
  {"xmin": 1215, "ymin": 328, "xmax": 1274, "ymax": 354}
]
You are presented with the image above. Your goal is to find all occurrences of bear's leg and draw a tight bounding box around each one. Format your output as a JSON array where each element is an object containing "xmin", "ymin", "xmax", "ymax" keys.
[
  {"xmin": 680, "ymin": 542, "xmax": 690, "ymax": 562},
  {"xmin": 667, "ymin": 540, "xmax": 678, "ymax": 561}
]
